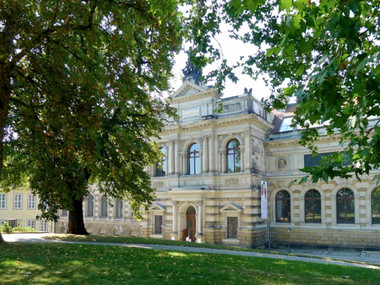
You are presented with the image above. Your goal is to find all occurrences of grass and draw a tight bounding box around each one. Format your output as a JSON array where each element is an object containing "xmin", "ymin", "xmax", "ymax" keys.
[
  {"xmin": 1, "ymin": 242, "xmax": 379, "ymax": 284},
  {"xmin": 42, "ymin": 234, "xmax": 378, "ymax": 267},
  {"xmin": 44, "ymin": 233, "xmax": 263, "ymax": 252}
]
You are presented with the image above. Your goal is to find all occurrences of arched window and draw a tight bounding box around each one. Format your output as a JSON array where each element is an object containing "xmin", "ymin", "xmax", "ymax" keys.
[
  {"xmin": 100, "ymin": 195, "xmax": 108, "ymax": 218},
  {"xmin": 115, "ymin": 199, "xmax": 123, "ymax": 219},
  {"xmin": 155, "ymin": 147, "xmax": 167, "ymax": 177},
  {"xmin": 276, "ymin": 190, "xmax": 291, "ymax": 223},
  {"xmin": 226, "ymin": 139, "xmax": 241, "ymax": 173},
  {"xmin": 372, "ymin": 187, "xmax": 380, "ymax": 224},
  {"xmin": 86, "ymin": 195, "xmax": 94, "ymax": 218},
  {"xmin": 305, "ymin": 190, "xmax": 321, "ymax": 223},
  {"xmin": 188, "ymin": 143, "xmax": 200, "ymax": 175},
  {"xmin": 336, "ymin": 188, "xmax": 355, "ymax": 224}
]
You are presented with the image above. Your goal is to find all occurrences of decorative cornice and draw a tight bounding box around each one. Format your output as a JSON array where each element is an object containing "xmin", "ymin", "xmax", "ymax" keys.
[{"xmin": 161, "ymin": 114, "xmax": 273, "ymax": 135}]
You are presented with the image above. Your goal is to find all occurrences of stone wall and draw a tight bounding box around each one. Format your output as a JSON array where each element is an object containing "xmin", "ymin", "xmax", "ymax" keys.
[
  {"xmin": 56, "ymin": 220, "xmax": 141, "ymax": 237},
  {"xmin": 270, "ymin": 227, "xmax": 380, "ymax": 248}
]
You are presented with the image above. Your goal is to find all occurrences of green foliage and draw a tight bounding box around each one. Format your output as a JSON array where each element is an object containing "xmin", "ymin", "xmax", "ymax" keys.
[
  {"xmin": 0, "ymin": 223, "xmax": 12, "ymax": 234},
  {"xmin": 0, "ymin": 0, "xmax": 182, "ymax": 221},
  {"xmin": 186, "ymin": 0, "xmax": 380, "ymax": 183}
]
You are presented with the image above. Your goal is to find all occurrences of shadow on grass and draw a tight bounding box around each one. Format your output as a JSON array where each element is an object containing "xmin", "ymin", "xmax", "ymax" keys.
[{"xmin": 0, "ymin": 243, "xmax": 378, "ymax": 284}]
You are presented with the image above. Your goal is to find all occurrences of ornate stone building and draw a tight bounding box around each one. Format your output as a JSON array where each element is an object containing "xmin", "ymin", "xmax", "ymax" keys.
[{"xmin": 59, "ymin": 75, "xmax": 380, "ymax": 249}]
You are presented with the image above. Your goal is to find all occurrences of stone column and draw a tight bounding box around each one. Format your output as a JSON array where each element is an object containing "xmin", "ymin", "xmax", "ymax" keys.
[
  {"xmin": 168, "ymin": 140, "xmax": 174, "ymax": 175},
  {"xmin": 209, "ymin": 134, "xmax": 216, "ymax": 172},
  {"xmin": 195, "ymin": 201, "xmax": 204, "ymax": 243},
  {"xmin": 221, "ymin": 149, "xmax": 226, "ymax": 173},
  {"xmin": 174, "ymin": 140, "xmax": 180, "ymax": 174},
  {"xmin": 181, "ymin": 152, "xmax": 187, "ymax": 174},
  {"xmin": 240, "ymin": 146, "xmax": 245, "ymax": 172},
  {"xmin": 218, "ymin": 149, "xmax": 223, "ymax": 173},
  {"xmin": 244, "ymin": 130, "xmax": 252, "ymax": 172},
  {"xmin": 203, "ymin": 136, "xmax": 209, "ymax": 173},
  {"xmin": 171, "ymin": 201, "xmax": 179, "ymax": 240}
]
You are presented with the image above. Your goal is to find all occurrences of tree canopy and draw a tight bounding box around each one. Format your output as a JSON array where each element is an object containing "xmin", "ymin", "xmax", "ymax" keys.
[
  {"xmin": 0, "ymin": 0, "xmax": 181, "ymax": 235},
  {"xmin": 188, "ymin": 0, "xmax": 380, "ymax": 183}
]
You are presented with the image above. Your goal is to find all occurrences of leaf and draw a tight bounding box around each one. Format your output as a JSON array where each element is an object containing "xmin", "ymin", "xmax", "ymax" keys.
[{"xmin": 280, "ymin": 0, "xmax": 293, "ymax": 12}]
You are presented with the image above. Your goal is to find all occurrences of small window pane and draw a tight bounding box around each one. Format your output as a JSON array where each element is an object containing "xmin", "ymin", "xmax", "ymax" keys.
[
  {"xmin": 227, "ymin": 217, "xmax": 238, "ymax": 238},
  {"xmin": 61, "ymin": 210, "xmax": 68, "ymax": 217}
]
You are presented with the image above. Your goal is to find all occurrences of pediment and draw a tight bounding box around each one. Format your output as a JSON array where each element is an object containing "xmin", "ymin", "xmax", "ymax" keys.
[
  {"xmin": 172, "ymin": 80, "xmax": 208, "ymax": 99},
  {"xmin": 149, "ymin": 203, "xmax": 166, "ymax": 212},
  {"xmin": 220, "ymin": 203, "xmax": 242, "ymax": 213}
]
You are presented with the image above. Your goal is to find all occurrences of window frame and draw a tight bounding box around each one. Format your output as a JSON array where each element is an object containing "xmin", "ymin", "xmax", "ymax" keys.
[
  {"xmin": 154, "ymin": 215, "xmax": 163, "ymax": 235},
  {"xmin": 226, "ymin": 139, "xmax": 241, "ymax": 173},
  {"xmin": 100, "ymin": 195, "xmax": 108, "ymax": 218},
  {"xmin": 40, "ymin": 220, "xmax": 48, "ymax": 232},
  {"xmin": 187, "ymin": 143, "xmax": 200, "ymax": 175},
  {"xmin": 371, "ymin": 187, "xmax": 380, "ymax": 225},
  {"xmin": 115, "ymin": 199, "xmax": 123, "ymax": 219},
  {"xmin": 86, "ymin": 194, "xmax": 94, "ymax": 218},
  {"xmin": 28, "ymin": 194, "xmax": 36, "ymax": 210},
  {"xmin": 226, "ymin": 216, "xmax": 238, "ymax": 239},
  {"xmin": 275, "ymin": 190, "xmax": 291, "ymax": 223},
  {"xmin": 14, "ymin": 193, "xmax": 23, "ymax": 210},
  {"xmin": 336, "ymin": 188, "xmax": 355, "ymax": 224},
  {"xmin": 304, "ymin": 189, "xmax": 322, "ymax": 224},
  {"xmin": 0, "ymin": 193, "xmax": 6, "ymax": 209},
  {"xmin": 27, "ymin": 219, "xmax": 36, "ymax": 229}
]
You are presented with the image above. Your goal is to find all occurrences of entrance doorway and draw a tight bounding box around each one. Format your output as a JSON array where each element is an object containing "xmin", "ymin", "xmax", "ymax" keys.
[{"xmin": 182, "ymin": 206, "xmax": 196, "ymax": 242}]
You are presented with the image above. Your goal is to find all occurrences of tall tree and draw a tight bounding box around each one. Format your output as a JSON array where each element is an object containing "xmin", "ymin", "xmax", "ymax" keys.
[
  {"xmin": 0, "ymin": 0, "xmax": 181, "ymax": 237},
  {"xmin": 187, "ymin": 0, "xmax": 380, "ymax": 183}
]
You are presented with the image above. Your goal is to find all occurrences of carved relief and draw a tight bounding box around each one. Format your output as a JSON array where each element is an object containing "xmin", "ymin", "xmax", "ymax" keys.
[{"xmin": 277, "ymin": 158, "xmax": 287, "ymax": 169}]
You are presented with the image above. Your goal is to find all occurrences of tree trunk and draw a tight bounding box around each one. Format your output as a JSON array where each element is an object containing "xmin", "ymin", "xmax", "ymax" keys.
[
  {"xmin": 0, "ymin": 65, "xmax": 11, "ymax": 179},
  {"xmin": 67, "ymin": 198, "xmax": 89, "ymax": 235},
  {"xmin": 0, "ymin": 233, "xmax": 6, "ymax": 244}
]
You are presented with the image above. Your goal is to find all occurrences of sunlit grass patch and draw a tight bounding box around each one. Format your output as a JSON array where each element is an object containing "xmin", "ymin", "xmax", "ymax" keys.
[{"xmin": 0, "ymin": 242, "xmax": 379, "ymax": 284}]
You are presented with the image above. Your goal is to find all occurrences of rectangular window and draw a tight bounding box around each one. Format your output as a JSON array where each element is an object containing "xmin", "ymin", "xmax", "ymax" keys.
[
  {"xmin": 27, "ymin": 220, "xmax": 36, "ymax": 229},
  {"xmin": 28, "ymin": 194, "xmax": 36, "ymax": 210},
  {"xmin": 115, "ymin": 200, "xmax": 123, "ymax": 219},
  {"xmin": 154, "ymin": 215, "xmax": 163, "ymax": 234},
  {"xmin": 0, "ymin": 193, "xmax": 6, "ymax": 209},
  {"xmin": 227, "ymin": 217, "xmax": 238, "ymax": 239},
  {"xmin": 40, "ymin": 220, "xmax": 48, "ymax": 232},
  {"xmin": 14, "ymin": 194, "xmax": 22, "ymax": 210}
]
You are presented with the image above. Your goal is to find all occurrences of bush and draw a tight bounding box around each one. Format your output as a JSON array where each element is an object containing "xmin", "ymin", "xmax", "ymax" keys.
[
  {"xmin": 0, "ymin": 222, "xmax": 13, "ymax": 233},
  {"xmin": 11, "ymin": 226, "xmax": 37, "ymax": 232}
]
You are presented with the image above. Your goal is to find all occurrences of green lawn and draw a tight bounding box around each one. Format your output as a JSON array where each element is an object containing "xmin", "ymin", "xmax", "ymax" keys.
[
  {"xmin": 44, "ymin": 233, "xmax": 263, "ymax": 251},
  {"xmin": 1, "ymin": 243, "xmax": 379, "ymax": 284}
]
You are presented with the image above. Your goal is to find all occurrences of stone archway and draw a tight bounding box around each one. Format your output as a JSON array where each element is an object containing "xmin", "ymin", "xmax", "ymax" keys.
[{"xmin": 182, "ymin": 206, "xmax": 196, "ymax": 242}]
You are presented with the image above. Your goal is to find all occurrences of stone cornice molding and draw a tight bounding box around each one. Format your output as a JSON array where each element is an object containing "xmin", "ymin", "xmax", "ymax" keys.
[{"xmin": 161, "ymin": 114, "xmax": 273, "ymax": 135}]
